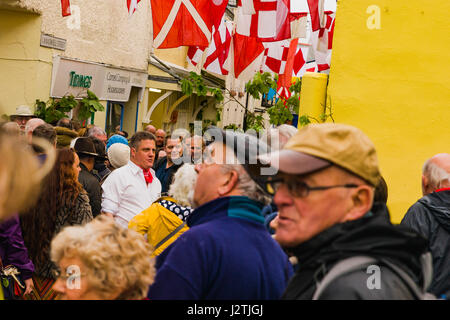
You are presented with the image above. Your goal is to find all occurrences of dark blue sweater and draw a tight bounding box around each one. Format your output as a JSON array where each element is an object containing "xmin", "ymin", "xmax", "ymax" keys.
[{"xmin": 147, "ymin": 196, "xmax": 293, "ymax": 300}]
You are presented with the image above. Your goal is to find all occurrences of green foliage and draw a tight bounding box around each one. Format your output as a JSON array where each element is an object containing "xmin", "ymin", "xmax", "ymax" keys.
[
  {"xmin": 223, "ymin": 123, "xmax": 243, "ymax": 132},
  {"xmin": 181, "ymin": 72, "xmax": 224, "ymax": 102},
  {"xmin": 267, "ymin": 101, "xmax": 294, "ymax": 126},
  {"xmin": 245, "ymin": 112, "xmax": 265, "ymax": 133},
  {"xmin": 34, "ymin": 95, "xmax": 78, "ymax": 124},
  {"xmin": 34, "ymin": 90, "xmax": 104, "ymax": 124},
  {"xmin": 78, "ymin": 90, "xmax": 105, "ymax": 121},
  {"xmin": 245, "ymin": 72, "xmax": 278, "ymax": 100}
]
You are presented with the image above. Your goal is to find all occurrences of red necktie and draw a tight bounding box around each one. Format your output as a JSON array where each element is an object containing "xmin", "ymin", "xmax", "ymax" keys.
[{"xmin": 142, "ymin": 168, "xmax": 153, "ymax": 184}]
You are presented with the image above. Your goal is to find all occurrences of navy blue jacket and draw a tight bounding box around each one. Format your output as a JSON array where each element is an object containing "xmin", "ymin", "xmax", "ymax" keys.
[{"xmin": 148, "ymin": 196, "xmax": 293, "ymax": 300}]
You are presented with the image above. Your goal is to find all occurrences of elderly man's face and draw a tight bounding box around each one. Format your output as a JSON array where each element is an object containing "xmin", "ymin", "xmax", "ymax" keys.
[
  {"xmin": 273, "ymin": 166, "xmax": 363, "ymax": 247},
  {"xmin": 13, "ymin": 116, "xmax": 34, "ymax": 131},
  {"xmin": 155, "ymin": 130, "xmax": 166, "ymax": 147},
  {"xmin": 193, "ymin": 143, "xmax": 235, "ymax": 207}
]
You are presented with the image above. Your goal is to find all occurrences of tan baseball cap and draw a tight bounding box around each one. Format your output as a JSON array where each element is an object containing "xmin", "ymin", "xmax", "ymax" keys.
[{"xmin": 259, "ymin": 123, "xmax": 381, "ymax": 186}]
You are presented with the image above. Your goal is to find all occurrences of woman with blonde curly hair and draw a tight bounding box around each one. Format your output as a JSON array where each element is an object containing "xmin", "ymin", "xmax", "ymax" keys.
[
  {"xmin": 20, "ymin": 148, "xmax": 93, "ymax": 300},
  {"xmin": 51, "ymin": 215, "xmax": 155, "ymax": 300}
]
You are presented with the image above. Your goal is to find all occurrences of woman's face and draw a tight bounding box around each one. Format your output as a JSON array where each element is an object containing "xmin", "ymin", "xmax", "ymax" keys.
[
  {"xmin": 52, "ymin": 256, "xmax": 96, "ymax": 300},
  {"xmin": 72, "ymin": 152, "xmax": 81, "ymax": 180}
]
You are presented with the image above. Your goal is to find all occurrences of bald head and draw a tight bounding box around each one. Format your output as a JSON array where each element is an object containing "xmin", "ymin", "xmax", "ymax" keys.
[
  {"xmin": 155, "ymin": 129, "xmax": 166, "ymax": 148},
  {"xmin": 145, "ymin": 125, "xmax": 156, "ymax": 134},
  {"xmin": 25, "ymin": 118, "xmax": 46, "ymax": 142},
  {"xmin": 422, "ymin": 153, "xmax": 450, "ymax": 195}
]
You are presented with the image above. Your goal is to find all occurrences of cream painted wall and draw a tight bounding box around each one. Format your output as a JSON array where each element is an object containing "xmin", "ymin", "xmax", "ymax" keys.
[
  {"xmin": 0, "ymin": 10, "xmax": 54, "ymax": 115},
  {"xmin": 327, "ymin": 0, "xmax": 450, "ymax": 223},
  {"xmin": 16, "ymin": 0, "xmax": 151, "ymax": 71}
]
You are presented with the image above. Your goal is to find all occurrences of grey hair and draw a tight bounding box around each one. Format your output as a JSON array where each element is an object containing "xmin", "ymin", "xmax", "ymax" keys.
[
  {"xmin": 260, "ymin": 124, "xmax": 297, "ymax": 151},
  {"xmin": 168, "ymin": 164, "xmax": 198, "ymax": 207},
  {"xmin": 88, "ymin": 126, "xmax": 106, "ymax": 137},
  {"xmin": 423, "ymin": 160, "xmax": 450, "ymax": 190},
  {"xmin": 220, "ymin": 164, "xmax": 271, "ymax": 206}
]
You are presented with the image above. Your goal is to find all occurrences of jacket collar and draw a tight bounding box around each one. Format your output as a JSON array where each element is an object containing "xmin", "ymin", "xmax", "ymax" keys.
[
  {"xmin": 286, "ymin": 203, "xmax": 428, "ymax": 281},
  {"xmin": 187, "ymin": 196, "xmax": 264, "ymax": 227}
]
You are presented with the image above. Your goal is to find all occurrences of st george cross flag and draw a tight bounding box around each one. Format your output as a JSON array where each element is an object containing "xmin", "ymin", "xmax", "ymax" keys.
[
  {"xmin": 236, "ymin": 0, "xmax": 292, "ymax": 42},
  {"xmin": 260, "ymin": 40, "xmax": 291, "ymax": 75},
  {"xmin": 61, "ymin": 0, "xmax": 71, "ymax": 17},
  {"xmin": 187, "ymin": 19, "xmax": 233, "ymax": 75},
  {"xmin": 151, "ymin": 0, "xmax": 228, "ymax": 49},
  {"xmin": 127, "ymin": 0, "xmax": 141, "ymax": 16}
]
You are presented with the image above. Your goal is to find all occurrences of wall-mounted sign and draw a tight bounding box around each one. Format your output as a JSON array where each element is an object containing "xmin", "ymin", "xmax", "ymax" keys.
[
  {"xmin": 40, "ymin": 34, "xmax": 67, "ymax": 51},
  {"xmin": 50, "ymin": 56, "xmax": 147, "ymax": 102},
  {"xmin": 69, "ymin": 71, "xmax": 93, "ymax": 88}
]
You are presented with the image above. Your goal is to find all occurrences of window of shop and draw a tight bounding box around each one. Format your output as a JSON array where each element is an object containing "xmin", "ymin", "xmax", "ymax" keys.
[{"xmin": 105, "ymin": 101, "xmax": 124, "ymax": 136}]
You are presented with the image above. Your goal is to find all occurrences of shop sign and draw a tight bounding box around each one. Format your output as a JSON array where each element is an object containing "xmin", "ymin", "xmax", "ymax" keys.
[{"xmin": 50, "ymin": 56, "xmax": 147, "ymax": 102}]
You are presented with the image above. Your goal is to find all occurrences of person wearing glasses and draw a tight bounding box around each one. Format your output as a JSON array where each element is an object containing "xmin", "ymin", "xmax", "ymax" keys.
[
  {"xmin": 259, "ymin": 123, "xmax": 431, "ymax": 300},
  {"xmin": 147, "ymin": 128, "xmax": 293, "ymax": 300},
  {"xmin": 50, "ymin": 215, "xmax": 154, "ymax": 300}
]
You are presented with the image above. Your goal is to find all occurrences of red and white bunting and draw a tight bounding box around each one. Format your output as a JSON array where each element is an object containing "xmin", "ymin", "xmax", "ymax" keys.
[
  {"xmin": 151, "ymin": 0, "xmax": 227, "ymax": 49},
  {"xmin": 187, "ymin": 19, "xmax": 233, "ymax": 75},
  {"xmin": 236, "ymin": 0, "xmax": 292, "ymax": 42},
  {"xmin": 260, "ymin": 40, "xmax": 291, "ymax": 75},
  {"xmin": 127, "ymin": 0, "xmax": 141, "ymax": 16}
]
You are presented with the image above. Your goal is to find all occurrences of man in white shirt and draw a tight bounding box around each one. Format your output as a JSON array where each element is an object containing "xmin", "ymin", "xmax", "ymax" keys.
[{"xmin": 102, "ymin": 131, "xmax": 162, "ymax": 228}]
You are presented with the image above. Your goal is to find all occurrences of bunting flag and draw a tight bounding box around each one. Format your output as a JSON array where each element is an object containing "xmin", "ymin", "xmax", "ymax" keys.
[
  {"xmin": 236, "ymin": 0, "xmax": 292, "ymax": 42},
  {"xmin": 151, "ymin": 0, "xmax": 228, "ymax": 49},
  {"xmin": 187, "ymin": 19, "xmax": 233, "ymax": 75},
  {"xmin": 276, "ymin": 38, "xmax": 299, "ymax": 101},
  {"xmin": 127, "ymin": 0, "xmax": 141, "ymax": 16},
  {"xmin": 233, "ymin": 33, "xmax": 265, "ymax": 79},
  {"xmin": 311, "ymin": 0, "xmax": 337, "ymax": 73},
  {"xmin": 260, "ymin": 40, "xmax": 291, "ymax": 75},
  {"xmin": 61, "ymin": 0, "xmax": 71, "ymax": 17},
  {"xmin": 261, "ymin": 40, "xmax": 310, "ymax": 78}
]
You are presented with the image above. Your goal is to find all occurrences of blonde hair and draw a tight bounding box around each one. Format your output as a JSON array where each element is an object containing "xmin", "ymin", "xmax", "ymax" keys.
[
  {"xmin": 51, "ymin": 215, "xmax": 155, "ymax": 300},
  {"xmin": 168, "ymin": 163, "xmax": 198, "ymax": 207},
  {"xmin": 0, "ymin": 131, "xmax": 54, "ymax": 220}
]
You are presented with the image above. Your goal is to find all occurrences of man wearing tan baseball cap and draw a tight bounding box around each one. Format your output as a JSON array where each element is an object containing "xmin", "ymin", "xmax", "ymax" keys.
[{"xmin": 259, "ymin": 123, "xmax": 431, "ymax": 300}]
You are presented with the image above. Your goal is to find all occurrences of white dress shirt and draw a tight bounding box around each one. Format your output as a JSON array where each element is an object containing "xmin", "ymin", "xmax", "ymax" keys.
[{"xmin": 101, "ymin": 160, "xmax": 162, "ymax": 228}]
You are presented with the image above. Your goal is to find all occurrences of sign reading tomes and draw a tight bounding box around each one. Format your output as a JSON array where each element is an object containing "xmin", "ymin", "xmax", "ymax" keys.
[
  {"xmin": 51, "ymin": 56, "xmax": 147, "ymax": 102},
  {"xmin": 69, "ymin": 71, "xmax": 92, "ymax": 88}
]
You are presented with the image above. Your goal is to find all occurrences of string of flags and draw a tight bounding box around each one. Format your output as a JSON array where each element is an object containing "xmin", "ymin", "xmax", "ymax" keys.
[{"xmin": 60, "ymin": 0, "xmax": 336, "ymax": 97}]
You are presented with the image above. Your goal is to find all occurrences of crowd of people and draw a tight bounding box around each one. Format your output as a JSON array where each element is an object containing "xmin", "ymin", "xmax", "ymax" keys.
[{"xmin": 0, "ymin": 104, "xmax": 448, "ymax": 300}]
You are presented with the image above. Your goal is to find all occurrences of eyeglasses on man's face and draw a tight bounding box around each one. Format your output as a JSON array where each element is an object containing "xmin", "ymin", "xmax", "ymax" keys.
[{"xmin": 264, "ymin": 175, "xmax": 359, "ymax": 197}]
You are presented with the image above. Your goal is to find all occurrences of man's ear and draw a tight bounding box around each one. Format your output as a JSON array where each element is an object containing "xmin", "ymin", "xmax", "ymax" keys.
[
  {"xmin": 218, "ymin": 170, "xmax": 239, "ymax": 196},
  {"xmin": 422, "ymin": 174, "xmax": 429, "ymax": 195},
  {"xmin": 342, "ymin": 186, "xmax": 374, "ymax": 222}
]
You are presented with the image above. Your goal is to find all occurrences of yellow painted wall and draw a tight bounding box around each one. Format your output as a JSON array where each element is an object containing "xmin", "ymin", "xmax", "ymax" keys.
[
  {"xmin": 154, "ymin": 47, "xmax": 189, "ymax": 69},
  {"xmin": 0, "ymin": 10, "xmax": 53, "ymax": 116},
  {"xmin": 327, "ymin": 0, "xmax": 450, "ymax": 223}
]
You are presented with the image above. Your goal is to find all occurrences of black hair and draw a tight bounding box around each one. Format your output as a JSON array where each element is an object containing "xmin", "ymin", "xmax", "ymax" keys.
[{"xmin": 129, "ymin": 131, "xmax": 156, "ymax": 150}]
